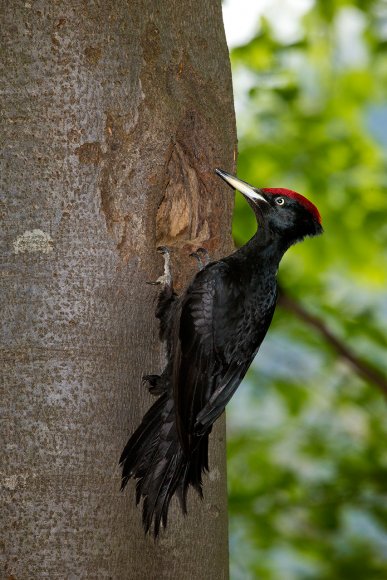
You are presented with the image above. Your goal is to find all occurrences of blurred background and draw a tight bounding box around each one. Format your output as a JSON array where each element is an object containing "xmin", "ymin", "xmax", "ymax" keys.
[{"xmin": 221, "ymin": 0, "xmax": 387, "ymax": 578}]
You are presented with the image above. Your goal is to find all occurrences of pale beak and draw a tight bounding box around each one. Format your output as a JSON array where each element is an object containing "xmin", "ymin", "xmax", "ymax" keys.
[{"xmin": 215, "ymin": 168, "xmax": 268, "ymax": 203}]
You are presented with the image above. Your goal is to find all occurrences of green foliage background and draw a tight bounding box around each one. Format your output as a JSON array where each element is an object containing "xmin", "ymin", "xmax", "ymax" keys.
[{"xmin": 227, "ymin": 1, "xmax": 387, "ymax": 578}]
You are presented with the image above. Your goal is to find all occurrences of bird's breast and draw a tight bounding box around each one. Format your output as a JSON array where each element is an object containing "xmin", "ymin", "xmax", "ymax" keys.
[{"xmin": 222, "ymin": 280, "xmax": 277, "ymax": 362}]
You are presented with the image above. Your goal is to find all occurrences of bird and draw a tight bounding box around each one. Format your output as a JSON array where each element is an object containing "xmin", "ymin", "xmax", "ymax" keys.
[{"xmin": 120, "ymin": 168, "xmax": 323, "ymax": 537}]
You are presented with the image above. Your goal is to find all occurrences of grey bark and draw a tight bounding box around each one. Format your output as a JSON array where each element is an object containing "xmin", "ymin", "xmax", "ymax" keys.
[{"xmin": 1, "ymin": 1, "xmax": 236, "ymax": 578}]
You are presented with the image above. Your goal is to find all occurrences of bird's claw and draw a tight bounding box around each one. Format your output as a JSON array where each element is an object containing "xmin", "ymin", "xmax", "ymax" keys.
[
  {"xmin": 190, "ymin": 247, "xmax": 210, "ymax": 271},
  {"xmin": 147, "ymin": 246, "xmax": 172, "ymax": 286},
  {"xmin": 157, "ymin": 246, "xmax": 170, "ymax": 256}
]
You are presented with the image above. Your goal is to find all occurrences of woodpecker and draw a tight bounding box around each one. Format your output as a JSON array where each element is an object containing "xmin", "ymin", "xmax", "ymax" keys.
[{"xmin": 120, "ymin": 169, "xmax": 323, "ymax": 537}]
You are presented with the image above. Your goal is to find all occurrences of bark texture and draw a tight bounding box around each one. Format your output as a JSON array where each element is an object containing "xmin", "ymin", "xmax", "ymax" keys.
[{"xmin": 1, "ymin": 1, "xmax": 236, "ymax": 578}]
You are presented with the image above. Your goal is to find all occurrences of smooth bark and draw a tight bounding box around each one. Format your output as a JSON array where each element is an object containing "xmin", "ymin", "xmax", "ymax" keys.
[{"xmin": 1, "ymin": 1, "xmax": 236, "ymax": 578}]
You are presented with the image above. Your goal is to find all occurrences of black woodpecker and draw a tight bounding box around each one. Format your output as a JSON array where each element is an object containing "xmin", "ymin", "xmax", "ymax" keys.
[{"xmin": 120, "ymin": 168, "xmax": 323, "ymax": 537}]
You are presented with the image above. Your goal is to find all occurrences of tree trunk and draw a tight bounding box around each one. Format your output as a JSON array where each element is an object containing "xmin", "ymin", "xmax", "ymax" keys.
[{"xmin": 1, "ymin": 1, "xmax": 236, "ymax": 578}]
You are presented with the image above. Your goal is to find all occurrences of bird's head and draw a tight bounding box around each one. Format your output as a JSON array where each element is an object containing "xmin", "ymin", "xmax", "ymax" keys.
[{"xmin": 216, "ymin": 168, "xmax": 323, "ymax": 246}]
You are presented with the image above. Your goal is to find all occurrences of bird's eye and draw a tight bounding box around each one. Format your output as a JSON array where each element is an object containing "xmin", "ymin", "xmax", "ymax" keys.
[{"xmin": 275, "ymin": 197, "xmax": 285, "ymax": 206}]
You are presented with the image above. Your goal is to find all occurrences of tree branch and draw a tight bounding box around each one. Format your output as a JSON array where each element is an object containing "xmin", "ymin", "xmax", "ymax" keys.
[{"xmin": 277, "ymin": 288, "xmax": 387, "ymax": 396}]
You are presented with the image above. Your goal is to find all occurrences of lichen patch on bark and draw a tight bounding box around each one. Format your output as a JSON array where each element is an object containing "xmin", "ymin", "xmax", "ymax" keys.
[{"xmin": 13, "ymin": 229, "xmax": 54, "ymax": 254}]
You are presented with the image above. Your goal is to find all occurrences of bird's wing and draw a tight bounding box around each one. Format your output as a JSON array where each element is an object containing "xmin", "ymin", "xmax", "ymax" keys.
[{"xmin": 173, "ymin": 261, "xmax": 271, "ymax": 452}]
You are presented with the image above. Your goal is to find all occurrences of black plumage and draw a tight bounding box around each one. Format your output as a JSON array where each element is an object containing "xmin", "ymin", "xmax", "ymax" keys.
[{"xmin": 120, "ymin": 169, "xmax": 323, "ymax": 536}]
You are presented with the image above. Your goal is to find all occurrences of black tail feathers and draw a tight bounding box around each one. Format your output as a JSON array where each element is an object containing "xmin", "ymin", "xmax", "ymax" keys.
[{"xmin": 120, "ymin": 382, "xmax": 208, "ymax": 537}]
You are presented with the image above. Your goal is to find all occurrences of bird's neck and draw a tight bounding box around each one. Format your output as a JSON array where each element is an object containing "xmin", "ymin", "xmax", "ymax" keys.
[{"xmin": 238, "ymin": 227, "xmax": 288, "ymax": 273}]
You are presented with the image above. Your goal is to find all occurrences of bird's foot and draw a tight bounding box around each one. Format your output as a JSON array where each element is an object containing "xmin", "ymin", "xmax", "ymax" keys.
[
  {"xmin": 147, "ymin": 246, "xmax": 172, "ymax": 286},
  {"xmin": 190, "ymin": 247, "xmax": 210, "ymax": 271},
  {"xmin": 142, "ymin": 374, "xmax": 165, "ymax": 396}
]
